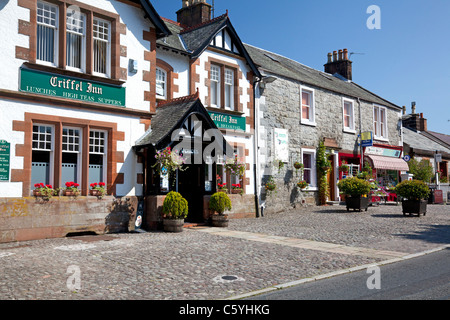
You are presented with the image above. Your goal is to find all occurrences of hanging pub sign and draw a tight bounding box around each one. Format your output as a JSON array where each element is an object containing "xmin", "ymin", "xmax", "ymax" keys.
[
  {"xmin": 361, "ymin": 131, "xmax": 373, "ymax": 148},
  {"xmin": 208, "ymin": 111, "xmax": 246, "ymax": 132},
  {"xmin": 0, "ymin": 140, "xmax": 11, "ymax": 182},
  {"xmin": 19, "ymin": 68, "xmax": 126, "ymax": 107}
]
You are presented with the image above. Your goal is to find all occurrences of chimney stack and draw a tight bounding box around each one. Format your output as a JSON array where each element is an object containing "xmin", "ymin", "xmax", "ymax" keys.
[
  {"xmin": 402, "ymin": 102, "xmax": 428, "ymax": 132},
  {"xmin": 324, "ymin": 48, "xmax": 353, "ymax": 81},
  {"xmin": 177, "ymin": 0, "xmax": 212, "ymax": 28}
]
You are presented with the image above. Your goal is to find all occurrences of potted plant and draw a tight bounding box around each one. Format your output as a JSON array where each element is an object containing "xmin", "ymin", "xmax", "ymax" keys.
[
  {"xmin": 395, "ymin": 180, "xmax": 430, "ymax": 216},
  {"xmin": 63, "ymin": 181, "xmax": 80, "ymax": 197},
  {"xmin": 33, "ymin": 183, "xmax": 56, "ymax": 201},
  {"xmin": 231, "ymin": 183, "xmax": 243, "ymax": 195},
  {"xmin": 339, "ymin": 161, "xmax": 349, "ymax": 174},
  {"xmin": 162, "ymin": 191, "xmax": 188, "ymax": 232},
  {"xmin": 293, "ymin": 161, "xmax": 304, "ymax": 170},
  {"xmin": 337, "ymin": 177, "xmax": 371, "ymax": 212},
  {"xmin": 89, "ymin": 182, "xmax": 106, "ymax": 198},
  {"xmin": 297, "ymin": 180, "xmax": 309, "ymax": 190},
  {"xmin": 209, "ymin": 192, "xmax": 232, "ymax": 227}
]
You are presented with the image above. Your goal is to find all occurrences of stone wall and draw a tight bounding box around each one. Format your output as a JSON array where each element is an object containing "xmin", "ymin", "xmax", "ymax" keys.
[
  {"xmin": 0, "ymin": 196, "xmax": 136, "ymax": 243},
  {"xmin": 258, "ymin": 75, "xmax": 402, "ymax": 214}
]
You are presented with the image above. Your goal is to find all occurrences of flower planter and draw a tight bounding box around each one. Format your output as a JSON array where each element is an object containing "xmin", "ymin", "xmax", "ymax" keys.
[
  {"xmin": 231, "ymin": 189, "xmax": 243, "ymax": 195},
  {"xmin": 63, "ymin": 190, "xmax": 78, "ymax": 197},
  {"xmin": 345, "ymin": 196, "xmax": 369, "ymax": 212},
  {"xmin": 211, "ymin": 214, "xmax": 229, "ymax": 228},
  {"xmin": 402, "ymin": 199, "xmax": 427, "ymax": 216},
  {"xmin": 163, "ymin": 218, "xmax": 184, "ymax": 233}
]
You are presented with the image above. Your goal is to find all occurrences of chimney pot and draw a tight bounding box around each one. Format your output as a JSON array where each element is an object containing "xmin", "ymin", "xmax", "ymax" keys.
[
  {"xmin": 338, "ymin": 49, "xmax": 343, "ymax": 61},
  {"xmin": 411, "ymin": 102, "xmax": 416, "ymax": 114},
  {"xmin": 333, "ymin": 51, "xmax": 338, "ymax": 62},
  {"xmin": 327, "ymin": 53, "xmax": 332, "ymax": 63},
  {"xmin": 402, "ymin": 106, "xmax": 406, "ymax": 115},
  {"xmin": 343, "ymin": 49, "xmax": 349, "ymax": 60}
]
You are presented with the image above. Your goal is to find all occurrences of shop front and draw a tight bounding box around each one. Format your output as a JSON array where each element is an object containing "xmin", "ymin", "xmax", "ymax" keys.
[{"xmin": 363, "ymin": 145, "xmax": 409, "ymax": 202}]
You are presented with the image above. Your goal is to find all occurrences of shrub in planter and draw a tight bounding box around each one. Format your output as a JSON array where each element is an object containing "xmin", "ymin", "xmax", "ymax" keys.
[
  {"xmin": 395, "ymin": 180, "xmax": 430, "ymax": 216},
  {"xmin": 162, "ymin": 191, "xmax": 188, "ymax": 232},
  {"xmin": 337, "ymin": 177, "xmax": 371, "ymax": 212},
  {"xmin": 209, "ymin": 192, "xmax": 232, "ymax": 227}
]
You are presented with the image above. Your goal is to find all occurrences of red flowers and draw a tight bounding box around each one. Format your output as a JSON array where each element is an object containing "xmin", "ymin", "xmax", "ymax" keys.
[
  {"xmin": 65, "ymin": 181, "xmax": 79, "ymax": 188},
  {"xmin": 232, "ymin": 183, "xmax": 241, "ymax": 189},
  {"xmin": 217, "ymin": 182, "xmax": 227, "ymax": 189},
  {"xmin": 90, "ymin": 182, "xmax": 106, "ymax": 189},
  {"xmin": 34, "ymin": 183, "xmax": 53, "ymax": 189}
]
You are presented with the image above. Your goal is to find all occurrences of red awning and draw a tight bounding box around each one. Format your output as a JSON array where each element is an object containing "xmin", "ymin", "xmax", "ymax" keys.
[{"xmin": 366, "ymin": 155, "xmax": 409, "ymax": 171}]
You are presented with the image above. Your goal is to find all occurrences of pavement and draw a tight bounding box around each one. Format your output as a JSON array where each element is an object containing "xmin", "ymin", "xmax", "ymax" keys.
[{"xmin": 0, "ymin": 203, "xmax": 449, "ymax": 300}]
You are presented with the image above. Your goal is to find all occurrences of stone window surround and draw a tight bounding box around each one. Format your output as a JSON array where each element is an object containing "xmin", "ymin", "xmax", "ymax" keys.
[
  {"xmin": 342, "ymin": 97, "xmax": 356, "ymax": 134},
  {"xmin": 155, "ymin": 58, "xmax": 179, "ymax": 103},
  {"xmin": 300, "ymin": 85, "xmax": 316, "ymax": 127},
  {"xmin": 373, "ymin": 104, "xmax": 389, "ymax": 142},
  {"xmin": 17, "ymin": 0, "xmax": 127, "ymax": 83},
  {"xmin": 205, "ymin": 57, "xmax": 242, "ymax": 113},
  {"xmin": 12, "ymin": 112, "xmax": 125, "ymax": 197},
  {"xmin": 301, "ymin": 147, "xmax": 317, "ymax": 190}
]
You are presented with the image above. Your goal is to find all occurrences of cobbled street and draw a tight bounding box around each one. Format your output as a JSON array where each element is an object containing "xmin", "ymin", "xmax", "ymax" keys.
[{"xmin": 0, "ymin": 204, "xmax": 449, "ymax": 300}]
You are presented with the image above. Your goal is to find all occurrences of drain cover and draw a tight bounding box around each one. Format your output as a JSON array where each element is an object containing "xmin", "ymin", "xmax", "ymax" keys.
[{"xmin": 213, "ymin": 275, "xmax": 245, "ymax": 283}]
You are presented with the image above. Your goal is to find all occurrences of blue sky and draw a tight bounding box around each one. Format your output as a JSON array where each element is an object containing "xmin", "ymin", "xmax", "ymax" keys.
[{"xmin": 152, "ymin": 0, "xmax": 450, "ymax": 134}]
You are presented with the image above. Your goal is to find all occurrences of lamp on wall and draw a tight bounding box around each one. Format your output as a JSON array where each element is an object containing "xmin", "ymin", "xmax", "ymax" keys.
[{"xmin": 259, "ymin": 75, "xmax": 277, "ymax": 91}]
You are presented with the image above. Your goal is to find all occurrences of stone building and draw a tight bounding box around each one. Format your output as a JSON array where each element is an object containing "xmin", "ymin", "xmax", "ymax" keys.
[
  {"xmin": 246, "ymin": 46, "xmax": 406, "ymax": 213},
  {"xmin": 401, "ymin": 104, "xmax": 450, "ymax": 181}
]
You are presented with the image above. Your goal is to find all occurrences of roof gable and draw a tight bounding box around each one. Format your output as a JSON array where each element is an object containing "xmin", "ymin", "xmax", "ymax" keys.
[
  {"xmin": 137, "ymin": 0, "xmax": 171, "ymax": 38},
  {"xmin": 157, "ymin": 14, "xmax": 261, "ymax": 78}
]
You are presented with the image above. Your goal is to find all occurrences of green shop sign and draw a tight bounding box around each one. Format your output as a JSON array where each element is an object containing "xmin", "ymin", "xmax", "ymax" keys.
[
  {"xmin": 208, "ymin": 111, "xmax": 246, "ymax": 132},
  {"xmin": 20, "ymin": 68, "xmax": 126, "ymax": 107},
  {"xmin": 0, "ymin": 140, "xmax": 10, "ymax": 182}
]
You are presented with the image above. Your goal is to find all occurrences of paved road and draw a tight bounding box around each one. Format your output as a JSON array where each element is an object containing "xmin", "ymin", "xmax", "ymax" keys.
[
  {"xmin": 0, "ymin": 204, "xmax": 449, "ymax": 300},
  {"xmin": 246, "ymin": 248, "xmax": 450, "ymax": 300}
]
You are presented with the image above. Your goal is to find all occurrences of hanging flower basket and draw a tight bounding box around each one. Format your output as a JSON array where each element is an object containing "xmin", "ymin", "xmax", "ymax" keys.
[
  {"xmin": 153, "ymin": 147, "xmax": 186, "ymax": 176},
  {"xmin": 225, "ymin": 155, "xmax": 246, "ymax": 177},
  {"xmin": 293, "ymin": 162, "xmax": 304, "ymax": 170}
]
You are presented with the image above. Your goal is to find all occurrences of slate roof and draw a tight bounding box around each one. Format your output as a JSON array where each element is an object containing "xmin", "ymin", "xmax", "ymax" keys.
[
  {"xmin": 424, "ymin": 131, "xmax": 450, "ymax": 147},
  {"xmin": 243, "ymin": 43, "xmax": 401, "ymax": 110},
  {"xmin": 402, "ymin": 127, "xmax": 450, "ymax": 155},
  {"xmin": 135, "ymin": 95, "xmax": 229, "ymax": 151}
]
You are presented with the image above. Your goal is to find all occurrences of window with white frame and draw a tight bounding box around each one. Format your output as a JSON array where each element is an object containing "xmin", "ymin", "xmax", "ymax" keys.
[
  {"xmin": 373, "ymin": 105, "xmax": 388, "ymax": 139},
  {"xmin": 302, "ymin": 149, "xmax": 316, "ymax": 188},
  {"xmin": 66, "ymin": 9, "xmax": 86, "ymax": 71},
  {"xmin": 301, "ymin": 87, "xmax": 315, "ymax": 125},
  {"xmin": 36, "ymin": 1, "xmax": 58, "ymax": 65},
  {"xmin": 62, "ymin": 127, "xmax": 81, "ymax": 185},
  {"xmin": 89, "ymin": 130, "xmax": 107, "ymax": 185},
  {"xmin": 156, "ymin": 68, "xmax": 167, "ymax": 99},
  {"xmin": 31, "ymin": 124, "xmax": 54, "ymax": 188},
  {"xmin": 224, "ymin": 68, "xmax": 234, "ymax": 110},
  {"xmin": 93, "ymin": 18, "xmax": 110, "ymax": 76},
  {"xmin": 210, "ymin": 65, "xmax": 221, "ymax": 107},
  {"xmin": 343, "ymin": 98, "xmax": 355, "ymax": 132}
]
